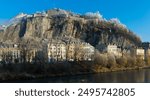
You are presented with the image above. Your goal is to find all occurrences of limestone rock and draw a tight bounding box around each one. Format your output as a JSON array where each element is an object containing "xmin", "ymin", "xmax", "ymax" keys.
[{"xmin": 0, "ymin": 9, "xmax": 142, "ymax": 50}]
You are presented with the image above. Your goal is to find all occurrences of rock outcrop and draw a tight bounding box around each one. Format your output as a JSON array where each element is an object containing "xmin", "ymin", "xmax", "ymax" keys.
[{"xmin": 0, "ymin": 8, "xmax": 142, "ymax": 50}]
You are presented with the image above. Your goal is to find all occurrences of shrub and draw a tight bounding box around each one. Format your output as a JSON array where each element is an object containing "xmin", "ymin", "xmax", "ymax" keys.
[
  {"xmin": 116, "ymin": 56, "xmax": 127, "ymax": 67},
  {"xmin": 136, "ymin": 57, "xmax": 145, "ymax": 67},
  {"xmin": 94, "ymin": 50, "xmax": 108, "ymax": 67},
  {"xmin": 107, "ymin": 54, "xmax": 116, "ymax": 68},
  {"xmin": 126, "ymin": 56, "xmax": 136, "ymax": 67},
  {"xmin": 145, "ymin": 56, "xmax": 150, "ymax": 66}
]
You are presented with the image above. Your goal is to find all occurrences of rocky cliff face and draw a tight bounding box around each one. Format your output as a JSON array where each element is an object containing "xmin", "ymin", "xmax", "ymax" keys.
[{"xmin": 0, "ymin": 9, "xmax": 141, "ymax": 49}]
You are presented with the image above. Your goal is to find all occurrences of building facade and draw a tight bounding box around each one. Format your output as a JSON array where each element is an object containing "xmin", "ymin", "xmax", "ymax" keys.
[
  {"xmin": 136, "ymin": 48, "xmax": 145, "ymax": 59},
  {"xmin": 48, "ymin": 41, "xmax": 66, "ymax": 62},
  {"xmin": 106, "ymin": 44, "xmax": 122, "ymax": 57},
  {"xmin": 67, "ymin": 43, "xmax": 75, "ymax": 61},
  {"xmin": 0, "ymin": 45, "xmax": 21, "ymax": 63},
  {"xmin": 75, "ymin": 43, "xmax": 95, "ymax": 61},
  {"xmin": 25, "ymin": 49, "xmax": 37, "ymax": 63},
  {"xmin": 47, "ymin": 40, "xmax": 95, "ymax": 62},
  {"xmin": 0, "ymin": 44, "xmax": 39, "ymax": 63}
]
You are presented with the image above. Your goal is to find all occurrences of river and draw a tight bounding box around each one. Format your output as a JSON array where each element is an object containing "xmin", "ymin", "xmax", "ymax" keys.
[{"xmin": 3, "ymin": 68, "xmax": 150, "ymax": 83}]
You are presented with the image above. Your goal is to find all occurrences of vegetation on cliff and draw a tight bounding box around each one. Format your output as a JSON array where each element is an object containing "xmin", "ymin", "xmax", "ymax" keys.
[{"xmin": 0, "ymin": 9, "xmax": 141, "ymax": 49}]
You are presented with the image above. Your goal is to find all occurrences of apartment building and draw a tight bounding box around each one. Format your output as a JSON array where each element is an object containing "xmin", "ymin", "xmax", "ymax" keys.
[
  {"xmin": 106, "ymin": 44, "xmax": 122, "ymax": 57},
  {"xmin": 136, "ymin": 48, "xmax": 145, "ymax": 60},
  {"xmin": 0, "ymin": 44, "xmax": 21, "ymax": 63},
  {"xmin": 48, "ymin": 41, "xmax": 66, "ymax": 62},
  {"xmin": 76, "ymin": 43, "xmax": 95, "ymax": 61}
]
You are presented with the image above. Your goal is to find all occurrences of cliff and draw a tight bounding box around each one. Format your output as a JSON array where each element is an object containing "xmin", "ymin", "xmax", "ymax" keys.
[{"xmin": 0, "ymin": 8, "xmax": 141, "ymax": 50}]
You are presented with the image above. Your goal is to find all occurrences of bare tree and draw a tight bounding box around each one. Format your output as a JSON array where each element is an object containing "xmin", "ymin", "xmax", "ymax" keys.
[
  {"xmin": 94, "ymin": 50, "xmax": 107, "ymax": 67},
  {"xmin": 107, "ymin": 54, "xmax": 116, "ymax": 68},
  {"xmin": 116, "ymin": 56, "xmax": 127, "ymax": 67}
]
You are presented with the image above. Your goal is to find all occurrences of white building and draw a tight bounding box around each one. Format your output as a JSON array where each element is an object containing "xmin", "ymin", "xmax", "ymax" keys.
[
  {"xmin": 66, "ymin": 40, "xmax": 95, "ymax": 61},
  {"xmin": 0, "ymin": 44, "xmax": 39, "ymax": 63},
  {"xmin": 136, "ymin": 48, "xmax": 144, "ymax": 55},
  {"xmin": 147, "ymin": 49, "xmax": 150, "ymax": 56},
  {"xmin": 0, "ymin": 47, "xmax": 21, "ymax": 63},
  {"xmin": 33, "ymin": 11, "xmax": 48, "ymax": 17},
  {"xmin": 67, "ymin": 43, "xmax": 75, "ymax": 61},
  {"xmin": 106, "ymin": 44, "xmax": 122, "ymax": 57},
  {"xmin": 26, "ymin": 49, "xmax": 37, "ymax": 63},
  {"xmin": 79, "ymin": 43, "xmax": 95, "ymax": 61},
  {"xmin": 47, "ymin": 39, "xmax": 95, "ymax": 62},
  {"xmin": 136, "ymin": 48, "xmax": 145, "ymax": 59},
  {"xmin": 48, "ymin": 41, "xmax": 66, "ymax": 62}
]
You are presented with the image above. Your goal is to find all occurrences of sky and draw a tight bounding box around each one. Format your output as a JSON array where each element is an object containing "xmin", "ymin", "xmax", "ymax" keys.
[{"xmin": 0, "ymin": 0, "xmax": 150, "ymax": 42}]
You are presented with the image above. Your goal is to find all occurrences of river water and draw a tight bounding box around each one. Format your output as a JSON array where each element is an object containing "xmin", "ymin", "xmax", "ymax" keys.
[{"xmin": 4, "ymin": 68, "xmax": 150, "ymax": 83}]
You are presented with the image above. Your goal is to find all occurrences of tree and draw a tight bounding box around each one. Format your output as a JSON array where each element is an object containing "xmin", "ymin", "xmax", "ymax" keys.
[
  {"xmin": 107, "ymin": 54, "xmax": 116, "ymax": 68},
  {"xmin": 74, "ymin": 44, "xmax": 82, "ymax": 61},
  {"xmin": 136, "ymin": 57, "xmax": 145, "ymax": 67},
  {"xmin": 126, "ymin": 56, "xmax": 136, "ymax": 68},
  {"xmin": 94, "ymin": 50, "xmax": 108, "ymax": 67},
  {"xmin": 116, "ymin": 56, "xmax": 127, "ymax": 67},
  {"xmin": 1, "ymin": 51, "xmax": 12, "ymax": 64},
  {"xmin": 145, "ymin": 56, "xmax": 150, "ymax": 66}
]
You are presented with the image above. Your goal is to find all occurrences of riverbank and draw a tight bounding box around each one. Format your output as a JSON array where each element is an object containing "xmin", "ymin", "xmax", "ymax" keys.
[
  {"xmin": 95, "ymin": 66, "xmax": 150, "ymax": 73},
  {"xmin": 0, "ymin": 63, "xmax": 149, "ymax": 82}
]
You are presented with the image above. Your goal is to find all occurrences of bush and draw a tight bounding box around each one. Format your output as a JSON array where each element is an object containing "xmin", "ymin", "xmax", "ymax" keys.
[
  {"xmin": 107, "ymin": 54, "xmax": 116, "ymax": 68},
  {"xmin": 126, "ymin": 56, "xmax": 136, "ymax": 67},
  {"xmin": 145, "ymin": 56, "xmax": 150, "ymax": 66},
  {"xmin": 136, "ymin": 57, "xmax": 145, "ymax": 67},
  {"xmin": 94, "ymin": 50, "xmax": 108, "ymax": 67},
  {"xmin": 116, "ymin": 56, "xmax": 127, "ymax": 67}
]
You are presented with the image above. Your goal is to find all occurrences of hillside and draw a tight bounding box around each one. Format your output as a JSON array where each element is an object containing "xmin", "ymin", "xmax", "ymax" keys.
[{"xmin": 0, "ymin": 8, "xmax": 141, "ymax": 50}]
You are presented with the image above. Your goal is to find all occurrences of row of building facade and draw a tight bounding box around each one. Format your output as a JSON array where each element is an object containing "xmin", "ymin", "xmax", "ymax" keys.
[
  {"xmin": 107, "ymin": 42, "xmax": 150, "ymax": 60},
  {"xmin": 0, "ymin": 44, "xmax": 37, "ymax": 64},
  {"xmin": 0, "ymin": 41, "xmax": 150, "ymax": 64},
  {"xmin": 47, "ymin": 41, "xmax": 95, "ymax": 62},
  {"xmin": 0, "ymin": 41, "xmax": 95, "ymax": 64}
]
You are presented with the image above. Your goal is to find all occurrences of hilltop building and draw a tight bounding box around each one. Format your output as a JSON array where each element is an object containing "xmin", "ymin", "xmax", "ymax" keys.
[
  {"xmin": 47, "ymin": 8, "xmax": 69, "ymax": 18},
  {"xmin": 33, "ymin": 11, "xmax": 48, "ymax": 17}
]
